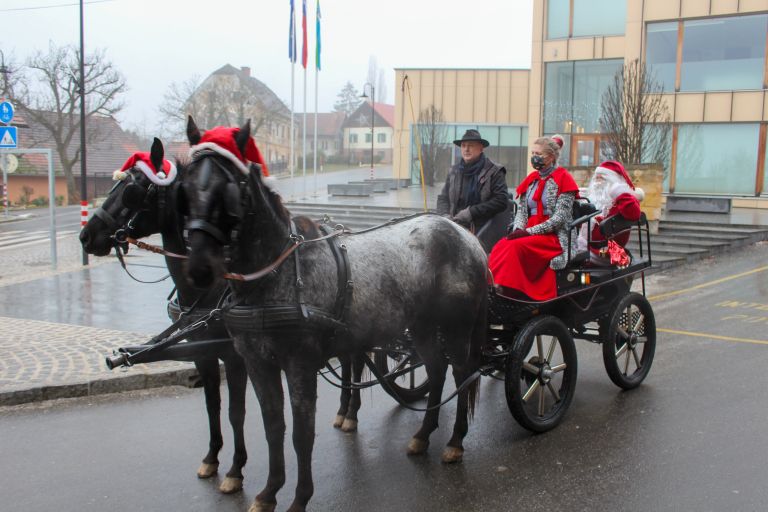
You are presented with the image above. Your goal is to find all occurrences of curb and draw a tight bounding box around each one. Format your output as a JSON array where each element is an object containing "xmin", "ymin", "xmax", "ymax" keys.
[{"xmin": 0, "ymin": 367, "xmax": 201, "ymax": 407}]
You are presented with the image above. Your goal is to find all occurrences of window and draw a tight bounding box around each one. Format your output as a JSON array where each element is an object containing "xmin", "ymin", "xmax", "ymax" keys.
[
  {"xmin": 675, "ymin": 124, "xmax": 759, "ymax": 195},
  {"xmin": 377, "ymin": 133, "xmax": 386, "ymax": 143},
  {"xmin": 547, "ymin": 0, "xmax": 625, "ymax": 39},
  {"xmin": 681, "ymin": 16, "xmax": 767, "ymax": 91},
  {"xmin": 646, "ymin": 15, "xmax": 768, "ymax": 92},
  {"xmin": 646, "ymin": 22, "xmax": 678, "ymax": 93},
  {"xmin": 365, "ymin": 133, "xmax": 372, "ymax": 143},
  {"xmin": 349, "ymin": 133, "xmax": 358, "ymax": 144},
  {"xmin": 543, "ymin": 59, "xmax": 623, "ymax": 135}
]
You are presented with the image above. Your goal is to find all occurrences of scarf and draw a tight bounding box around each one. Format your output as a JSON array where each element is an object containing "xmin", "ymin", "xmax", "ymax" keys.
[{"xmin": 459, "ymin": 153, "xmax": 486, "ymax": 208}]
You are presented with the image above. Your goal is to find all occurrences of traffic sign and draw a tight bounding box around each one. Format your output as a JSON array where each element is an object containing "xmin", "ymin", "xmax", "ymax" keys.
[
  {"xmin": 0, "ymin": 154, "xmax": 18, "ymax": 173},
  {"xmin": 0, "ymin": 101, "xmax": 14, "ymax": 124},
  {"xmin": 0, "ymin": 126, "xmax": 17, "ymax": 148}
]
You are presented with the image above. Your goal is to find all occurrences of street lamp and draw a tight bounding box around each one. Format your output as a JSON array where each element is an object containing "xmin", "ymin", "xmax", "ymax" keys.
[{"xmin": 360, "ymin": 82, "xmax": 375, "ymax": 181}]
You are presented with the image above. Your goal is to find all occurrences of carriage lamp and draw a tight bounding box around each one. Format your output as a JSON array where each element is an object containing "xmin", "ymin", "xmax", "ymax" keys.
[{"xmin": 580, "ymin": 272, "xmax": 591, "ymax": 285}]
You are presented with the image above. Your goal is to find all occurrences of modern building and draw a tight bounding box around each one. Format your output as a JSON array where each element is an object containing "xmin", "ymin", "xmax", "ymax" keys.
[
  {"xmin": 342, "ymin": 101, "xmax": 395, "ymax": 164},
  {"xmin": 394, "ymin": 0, "xmax": 768, "ymax": 202}
]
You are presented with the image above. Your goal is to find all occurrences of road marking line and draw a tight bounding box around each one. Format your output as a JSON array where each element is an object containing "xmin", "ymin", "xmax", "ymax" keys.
[
  {"xmin": 648, "ymin": 265, "xmax": 768, "ymax": 302},
  {"xmin": 658, "ymin": 327, "xmax": 768, "ymax": 346}
]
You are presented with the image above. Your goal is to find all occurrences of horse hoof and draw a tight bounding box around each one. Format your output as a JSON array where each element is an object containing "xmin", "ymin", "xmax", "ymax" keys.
[
  {"xmin": 219, "ymin": 476, "xmax": 243, "ymax": 494},
  {"xmin": 441, "ymin": 446, "xmax": 464, "ymax": 464},
  {"xmin": 332, "ymin": 414, "xmax": 344, "ymax": 429},
  {"xmin": 406, "ymin": 437, "xmax": 429, "ymax": 455},
  {"xmin": 248, "ymin": 499, "xmax": 277, "ymax": 512},
  {"xmin": 197, "ymin": 462, "xmax": 219, "ymax": 479},
  {"xmin": 341, "ymin": 418, "xmax": 358, "ymax": 432}
]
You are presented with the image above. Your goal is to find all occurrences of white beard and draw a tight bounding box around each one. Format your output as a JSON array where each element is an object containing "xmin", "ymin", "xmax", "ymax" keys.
[{"xmin": 586, "ymin": 180, "xmax": 613, "ymax": 215}]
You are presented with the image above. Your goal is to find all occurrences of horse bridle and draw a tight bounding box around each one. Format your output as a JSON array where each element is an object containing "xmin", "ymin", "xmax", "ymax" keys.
[{"xmin": 184, "ymin": 150, "xmax": 251, "ymax": 247}]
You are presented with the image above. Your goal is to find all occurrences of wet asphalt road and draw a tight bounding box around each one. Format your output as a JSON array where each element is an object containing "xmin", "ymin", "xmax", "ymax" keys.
[{"xmin": 2, "ymin": 244, "xmax": 768, "ymax": 512}]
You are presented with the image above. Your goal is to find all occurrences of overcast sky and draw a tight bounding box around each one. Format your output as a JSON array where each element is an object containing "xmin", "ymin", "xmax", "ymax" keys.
[{"xmin": 1, "ymin": 0, "xmax": 533, "ymax": 136}]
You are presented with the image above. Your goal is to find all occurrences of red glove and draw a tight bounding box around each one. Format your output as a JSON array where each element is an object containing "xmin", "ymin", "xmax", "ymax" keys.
[{"xmin": 506, "ymin": 229, "xmax": 530, "ymax": 240}]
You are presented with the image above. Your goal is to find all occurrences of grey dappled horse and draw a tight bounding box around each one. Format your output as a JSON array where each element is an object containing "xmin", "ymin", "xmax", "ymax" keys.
[{"xmin": 180, "ymin": 117, "xmax": 488, "ymax": 512}]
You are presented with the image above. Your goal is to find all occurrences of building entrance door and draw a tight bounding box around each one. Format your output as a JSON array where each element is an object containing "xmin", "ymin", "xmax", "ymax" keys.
[{"xmin": 570, "ymin": 135, "xmax": 601, "ymax": 167}]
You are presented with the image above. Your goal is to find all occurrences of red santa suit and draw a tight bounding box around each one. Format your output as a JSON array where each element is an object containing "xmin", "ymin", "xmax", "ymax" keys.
[{"xmin": 581, "ymin": 161, "xmax": 644, "ymax": 266}]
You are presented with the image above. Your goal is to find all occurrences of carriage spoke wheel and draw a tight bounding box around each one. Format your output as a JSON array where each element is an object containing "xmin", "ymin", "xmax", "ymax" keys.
[
  {"xmin": 602, "ymin": 292, "xmax": 656, "ymax": 390},
  {"xmin": 374, "ymin": 349, "xmax": 430, "ymax": 404},
  {"xmin": 505, "ymin": 315, "xmax": 577, "ymax": 433}
]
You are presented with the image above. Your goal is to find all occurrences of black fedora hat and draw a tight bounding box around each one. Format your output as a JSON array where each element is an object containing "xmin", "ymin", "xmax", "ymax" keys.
[{"xmin": 453, "ymin": 129, "xmax": 489, "ymax": 147}]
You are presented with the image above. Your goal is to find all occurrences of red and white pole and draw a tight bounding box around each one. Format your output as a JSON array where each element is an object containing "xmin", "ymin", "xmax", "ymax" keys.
[{"xmin": 80, "ymin": 200, "xmax": 88, "ymax": 227}]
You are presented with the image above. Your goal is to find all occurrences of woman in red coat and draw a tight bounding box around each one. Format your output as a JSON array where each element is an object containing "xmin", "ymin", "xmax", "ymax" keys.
[{"xmin": 489, "ymin": 135, "xmax": 579, "ymax": 300}]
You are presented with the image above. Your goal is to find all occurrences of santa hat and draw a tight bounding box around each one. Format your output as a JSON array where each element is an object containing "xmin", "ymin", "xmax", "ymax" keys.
[
  {"xmin": 188, "ymin": 126, "xmax": 270, "ymax": 178},
  {"xmin": 113, "ymin": 152, "xmax": 177, "ymax": 186},
  {"xmin": 595, "ymin": 160, "xmax": 645, "ymax": 201}
]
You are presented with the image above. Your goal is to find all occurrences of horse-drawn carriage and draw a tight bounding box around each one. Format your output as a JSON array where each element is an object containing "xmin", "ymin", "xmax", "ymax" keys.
[{"xmin": 81, "ymin": 123, "xmax": 655, "ymax": 512}]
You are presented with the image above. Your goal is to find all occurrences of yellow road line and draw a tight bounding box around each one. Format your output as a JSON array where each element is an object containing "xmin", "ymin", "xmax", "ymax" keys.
[
  {"xmin": 658, "ymin": 327, "xmax": 768, "ymax": 346},
  {"xmin": 648, "ymin": 265, "xmax": 768, "ymax": 302}
]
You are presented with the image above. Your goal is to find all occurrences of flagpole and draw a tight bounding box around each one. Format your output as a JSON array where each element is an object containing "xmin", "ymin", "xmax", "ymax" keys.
[
  {"xmin": 313, "ymin": 67, "xmax": 318, "ymax": 197},
  {"xmin": 302, "ymin": 70, "xmax": 307, "ymax": 199},
  {"xmin": 290, "ymin": 64, "xmax": 295, "ymax": 200}
]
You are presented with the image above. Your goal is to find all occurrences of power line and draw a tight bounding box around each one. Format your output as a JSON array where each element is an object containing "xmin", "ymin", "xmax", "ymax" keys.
[{"xmin": 0, "ymin": 0, "xmax": 117, "ymax": 13}]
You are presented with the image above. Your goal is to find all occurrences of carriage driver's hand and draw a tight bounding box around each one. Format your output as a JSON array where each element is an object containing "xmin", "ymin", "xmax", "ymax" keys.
[
  {"xmin": 453, "ymin": 208, "xmax": 472, "ymax": 226},
  {"xmin": 506, "ymin": 229, "xmax": 530, "ymax": 240}
]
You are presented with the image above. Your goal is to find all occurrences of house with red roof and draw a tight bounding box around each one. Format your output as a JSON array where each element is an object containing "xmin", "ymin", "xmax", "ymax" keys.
[
  {"xmin": 341, "ymin": 101, "xmax": 395, "ymax": 165},
  {"xmin": 1, "ymin": 112, "xmax": 141, "ymax": 205}
]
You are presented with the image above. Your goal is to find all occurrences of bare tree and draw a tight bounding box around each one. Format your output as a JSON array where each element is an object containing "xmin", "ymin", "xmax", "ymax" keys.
[
  {"xmin": 159, "ymin": 72, "xmax": 289, "ymax": 152},
  {"xmin": 600, "ymin": 58, "xmax": 671, "ymax": 169},
  {"xmin": 417, "ymin": 105, "xmax": 449, "ymax": 186},
  {"xmin": 9, "ymin": 43, "xmax": 126, "ymax": 201}
]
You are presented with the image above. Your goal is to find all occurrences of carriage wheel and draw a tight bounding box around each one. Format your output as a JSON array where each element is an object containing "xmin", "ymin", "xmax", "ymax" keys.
[
  {"xmin": 602, "ymin": 292, "xmax": 656, "ymax": 390},
  {"xmin": 505, "ymin": 315, "xmax": 577, "ymax": 433},
  {"xmin": 374, "ymin": 349, "xmax": 430, "ymax": 403}
]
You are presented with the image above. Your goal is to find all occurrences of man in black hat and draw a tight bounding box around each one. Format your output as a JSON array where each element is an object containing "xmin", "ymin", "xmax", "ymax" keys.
[{"xmin": 436, "ymin": 128, "xmax": 508, "ymax": 231}]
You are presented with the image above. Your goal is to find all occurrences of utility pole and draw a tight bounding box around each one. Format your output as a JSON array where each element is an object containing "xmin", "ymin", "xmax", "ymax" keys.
[{"xmin": 79, "ymin": 0, "xmax": 88, "ymax": 265}]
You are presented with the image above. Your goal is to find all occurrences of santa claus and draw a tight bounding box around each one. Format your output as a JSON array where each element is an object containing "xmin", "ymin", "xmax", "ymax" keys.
[{"xmin": 579, "ymin": 160, "xmax": 644, "ymax": 266}]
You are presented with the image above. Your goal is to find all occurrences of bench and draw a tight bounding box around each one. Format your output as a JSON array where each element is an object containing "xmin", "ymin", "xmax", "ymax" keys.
[
  {"xmin": 666, "ymin": 195, "xmax": 732, "ymax": 213},
  {"xmin": 328, "ymin": 183, "xmax": 373, "ymax": 196},
  {"xmin": 362, "ymin": 178, "xmax": 412, "ymax": 189},
  {"xmin": 348, "ymin": 181, "xmax": 389, "ymax": 193}
]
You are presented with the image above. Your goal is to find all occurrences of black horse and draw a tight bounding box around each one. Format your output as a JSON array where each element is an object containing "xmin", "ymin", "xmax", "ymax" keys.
[
  {"xmin": 180, "ymin": 117, "xmax": 488, "ymax": 512},
  {"xmin": 79, "ymin": 138, "xmax": 248, "ymax": 494}
]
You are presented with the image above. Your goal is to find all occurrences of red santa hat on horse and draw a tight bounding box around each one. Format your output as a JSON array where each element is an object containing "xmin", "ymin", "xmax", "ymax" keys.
[
  {"xmin": 113, "ymin": 138, "xmax": 178, "ymax": 186},
  {"xmin": 186, "ymin": 118, "xmax": 276, "ymax": 190}
]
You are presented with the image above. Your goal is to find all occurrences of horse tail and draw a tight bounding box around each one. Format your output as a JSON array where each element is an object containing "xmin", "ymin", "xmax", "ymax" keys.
[{"xmin": 467, "ymin": 289, "xmax": 488, "ymax": 420}]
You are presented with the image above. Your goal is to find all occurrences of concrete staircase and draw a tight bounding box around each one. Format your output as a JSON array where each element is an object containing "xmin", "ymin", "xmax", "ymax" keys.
[{"xmin": 286, "ymin": 202, "xmax": 768, "ymax": 269}]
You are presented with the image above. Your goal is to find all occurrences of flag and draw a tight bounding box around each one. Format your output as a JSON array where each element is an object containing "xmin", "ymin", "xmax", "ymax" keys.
[
  {"xmin": 315, "ymin": 0, "xmax": 321, "ymax": 70},
  {"xmin": 301, "ymin": 0, "xmax": 308, "ymax": 69},
  {"xmin": 289, "ymin": 0, "xmax": 297, "ymax": 63}
]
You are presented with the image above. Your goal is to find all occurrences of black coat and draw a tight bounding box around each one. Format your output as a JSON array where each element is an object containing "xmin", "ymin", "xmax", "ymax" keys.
[{"xmin": 436, "ymin": 156, "xmax": 508, "ymax": 228}]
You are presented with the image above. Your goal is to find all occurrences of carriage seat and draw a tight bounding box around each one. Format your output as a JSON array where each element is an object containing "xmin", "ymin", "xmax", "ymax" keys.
[{"xmin": 563, "ymin": 198, "xmax": 599, "ymax": 269}]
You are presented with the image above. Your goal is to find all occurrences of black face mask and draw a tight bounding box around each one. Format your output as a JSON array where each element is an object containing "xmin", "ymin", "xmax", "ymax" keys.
[{"xmin": 531, "ymin": 155, "xmax": 546, "ymax": 170}]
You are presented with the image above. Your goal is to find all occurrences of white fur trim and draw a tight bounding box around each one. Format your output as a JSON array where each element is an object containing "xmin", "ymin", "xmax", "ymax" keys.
[
  {"xmin": 262, "ymin": 175, "xmax": 278, "ymax": 192},
  {"xmin": 113, "ymin": 170, "xmax": 128, "ymax": 181},
  {"xmin": 188, "ymin": 142, "xmax": 251, "ymax": 175},
  {"xmin": 634, "ymin": 187, "xmax": 645, "ymax": 202},
  {"xmin": 608, "ymin": 182, "xmax": 633, "ymax": 200},
  {"xmin": 134, "ymin": 160, "xmax": 178, "ymax": 186}
]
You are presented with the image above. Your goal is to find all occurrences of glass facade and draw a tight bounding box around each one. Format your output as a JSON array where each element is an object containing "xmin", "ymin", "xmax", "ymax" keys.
[
  {"xmin": 547, "ymin": 0, "xmax": 625, "ymax": 39},
  {"xmin": 546, "ymin": 0, "xmax": 569, "ymax": 39},
  {"xmin": 410, "ymin": 124, "xmax": 528, "ymax": 186},
  {"xmin": 681, "ymin": 15, "xmax": 767, "ymax": 91},
  {"xmin": 543, "ymin": 59, "xmax": 623, "ymax": 136},
  {"xmin": 572, "ymin": 0, "xmax": 625, "ymax": 38},
  {"xmin": 647, "ymin": 14, "xmax": 768, "ymax": 92},
  {"xmin": 675, "ymin": 124, "xmax": 759, "ymax": 195},
  {"xmin": 646, "ymin": 22, "xmax": 678, "ymax": 92}
]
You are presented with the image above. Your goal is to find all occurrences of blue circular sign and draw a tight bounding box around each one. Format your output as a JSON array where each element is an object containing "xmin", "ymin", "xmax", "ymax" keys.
[{"xmin": 0, "ymin": 102, "xmax": 14, "ymax": 124}]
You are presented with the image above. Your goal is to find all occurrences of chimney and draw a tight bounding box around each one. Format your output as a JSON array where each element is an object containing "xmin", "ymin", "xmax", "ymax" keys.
[{"xmin": 240, "ymin": 66, "xmax": 251, "ymax": 77}]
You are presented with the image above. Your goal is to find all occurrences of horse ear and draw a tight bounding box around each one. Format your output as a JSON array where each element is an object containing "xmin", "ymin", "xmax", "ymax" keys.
[
  {"xmin": 150, "ymin": 137, "xmax": 164, "ymax": 173},
  {"xmin": 235, "ymin": 119, "xmax": 252, "ymax": 157},
  {"xmin": 187, "ymin": 115, "xmax": 201, "ymax": 145}
]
